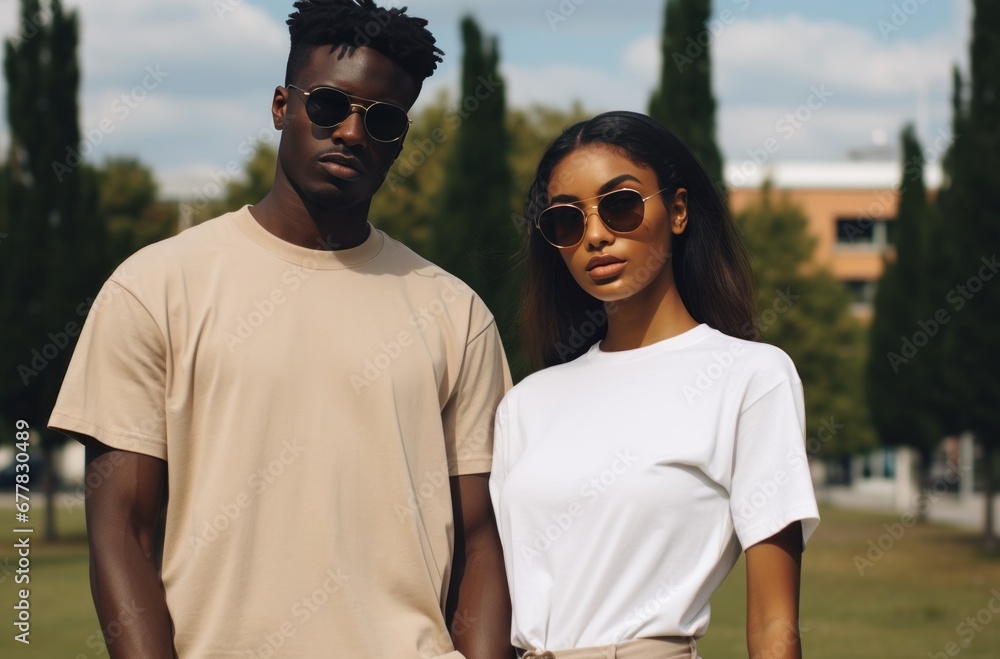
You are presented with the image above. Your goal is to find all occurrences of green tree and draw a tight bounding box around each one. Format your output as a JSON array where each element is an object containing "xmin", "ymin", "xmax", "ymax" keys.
[
  {"xmin": 866, "ymin": 126, "xmax": 946, "ymax": 520},
  {"xmin": 0, "ymin": 0, "xmax": 106, "ymax": 540},
  {"xmin": 97, "ymin": 157, "xmax": 174, "ymax": 265},
  {"xmin": 429, "ymin": 16, "xmax": 521, "ymax": 371},
  {"xmin": 940, "ymin": 0, "xmax": 1000, "ymax": 549},
  {"xmin": 649, "ymin": 0, "xmax": 725, "ymax": 190},
  {"xmin": 737, "ymin": 186, "xmax": 877, "ymax": 462},
  {"xmin": 372, "ymin": 91, "xmax": 456, "ymax": 255}
]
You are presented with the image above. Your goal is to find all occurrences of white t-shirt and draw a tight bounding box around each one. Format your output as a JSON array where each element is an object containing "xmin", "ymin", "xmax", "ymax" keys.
[{"xmin": 489, "ymin": 324, "xmax": 819, "ymax": 651}]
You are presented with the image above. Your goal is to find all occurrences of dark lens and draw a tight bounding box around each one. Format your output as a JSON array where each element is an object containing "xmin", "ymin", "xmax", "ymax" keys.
[
  {"xmin": 598, "ymin": 189, "xmax": 645, "ymax": 232},
  {"xmin": 365, "ymin": 103, "xmax": 409, "ymax": 142},
  {"xmin": 538, "ymin": 206, "xmax": 584, "ymax": 247},
  {"xmin": 305, "ymin": 88, "xmax": 351, "ymax": 128}
]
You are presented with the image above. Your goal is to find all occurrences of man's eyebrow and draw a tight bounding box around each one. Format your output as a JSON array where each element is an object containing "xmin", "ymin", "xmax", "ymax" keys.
[{"xmin": 549, "ymin": 174, "xmax": 642, "ymax": 204}]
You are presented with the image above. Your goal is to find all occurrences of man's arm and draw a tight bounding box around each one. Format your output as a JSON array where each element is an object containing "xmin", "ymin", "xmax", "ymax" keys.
[
  {"xmin": 85, "ymin": 440, "xmax": 175, "ymax": 658},
  {"xmin": 447, "ymin": 473, "xmax": 512, "ymax": 659},
  {"xmin": 745, "ymin": 521, "xmax": 803, "ymax": 659}
]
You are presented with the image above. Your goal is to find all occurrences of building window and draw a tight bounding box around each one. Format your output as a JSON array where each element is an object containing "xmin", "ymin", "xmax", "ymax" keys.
[
  {"xmin": 843, "ymin": 279, "xmax": 877, "ymax": 306},
  {"xmin": 835, "ymin": 218, "xmax": 891, "ymax": 250}
]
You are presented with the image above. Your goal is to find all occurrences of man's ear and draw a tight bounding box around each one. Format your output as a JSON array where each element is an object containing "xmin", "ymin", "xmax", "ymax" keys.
[
  {"xmin": 272, "ymin": 86, "xmax": 288, "ymax": 130},
  {"xmin": 671, "ymin": 188, "xmax": 689, "ymax": 235}
]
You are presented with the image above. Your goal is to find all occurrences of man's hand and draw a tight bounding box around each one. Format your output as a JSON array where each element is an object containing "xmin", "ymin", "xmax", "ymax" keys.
[{"xmin": 447, "ymin": 473, "xmax": 512, "ymax": 659}]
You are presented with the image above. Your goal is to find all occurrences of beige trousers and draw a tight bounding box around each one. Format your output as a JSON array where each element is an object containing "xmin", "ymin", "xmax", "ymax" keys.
[{"xmin": 520, "ymin": 636, "xmax": 698, "ymax": 658}]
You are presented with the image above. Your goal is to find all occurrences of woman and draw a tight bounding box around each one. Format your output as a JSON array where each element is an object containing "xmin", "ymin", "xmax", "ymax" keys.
[{"xmin": 489, "ymin": 111, "xmax": 820, "ymax": 659}]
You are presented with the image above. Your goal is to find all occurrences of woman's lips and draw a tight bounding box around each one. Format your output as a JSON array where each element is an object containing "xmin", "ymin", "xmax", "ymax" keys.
[{"xmin": 586, "ymin": 255, "xmax": 626, "ymax": 280}]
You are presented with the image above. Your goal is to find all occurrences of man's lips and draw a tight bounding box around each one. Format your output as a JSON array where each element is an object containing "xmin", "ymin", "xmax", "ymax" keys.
[
  {"xmin": 319, "ymin": 152, "xmax": 365, "ymax": 175},
  {"xmin": 586, "ymin": 255, "xmax": 627, "ymax": 280}
]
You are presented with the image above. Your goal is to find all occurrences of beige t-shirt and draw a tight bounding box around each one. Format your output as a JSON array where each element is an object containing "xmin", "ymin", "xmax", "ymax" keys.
[{"xmin": 49, "ymin": 206, "xmax": 511, "ymax": 658}]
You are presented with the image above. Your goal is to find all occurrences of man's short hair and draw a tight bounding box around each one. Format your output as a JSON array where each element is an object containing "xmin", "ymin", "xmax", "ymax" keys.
[{"xmin": 285, "ymin": 0, "xmax": 444, "ymax": 96}]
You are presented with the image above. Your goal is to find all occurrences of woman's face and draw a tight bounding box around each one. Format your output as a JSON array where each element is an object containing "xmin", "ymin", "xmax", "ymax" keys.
[{"xmin": 544, "ymin": 143, "xmax": 688, "ymax": 304}]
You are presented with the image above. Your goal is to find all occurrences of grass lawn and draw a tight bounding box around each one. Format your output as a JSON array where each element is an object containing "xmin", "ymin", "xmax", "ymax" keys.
[
  {"xmin": 698, "ymin": 506, "xmax": 1000, "ymax": 658},
  {"xmin": 1, "ymin": 503, "xmax": 101, "ymax": 658},
  {"xmin": 1, "ymin": 504, "xmax": 998, "ymax": 657}
]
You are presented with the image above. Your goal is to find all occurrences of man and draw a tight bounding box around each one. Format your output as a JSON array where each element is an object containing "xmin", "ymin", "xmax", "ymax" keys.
[{"xmin": 49, "ymin": 1, "xmax": 513, "ymax": 657}]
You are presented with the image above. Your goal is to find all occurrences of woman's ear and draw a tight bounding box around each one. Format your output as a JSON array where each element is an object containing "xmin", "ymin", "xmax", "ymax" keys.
[{"xmin": 671, "ymin": 188, "xmax": 689, "ymax": 235}]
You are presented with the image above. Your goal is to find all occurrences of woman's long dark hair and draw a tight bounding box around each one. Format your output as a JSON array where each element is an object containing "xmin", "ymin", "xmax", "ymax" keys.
[{"xmin": 521, "ymin": 111, "xmax": 757, "ymax": 369}]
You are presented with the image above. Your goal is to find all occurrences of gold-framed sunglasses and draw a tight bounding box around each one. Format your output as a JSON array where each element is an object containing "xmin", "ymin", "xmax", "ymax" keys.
[
  {"xmin": 535, "ymin": 188, "xmax": 671, "ymax": 248},
  {"xmin": 287, "ymin": 84, "xmax": 412, "ymax": 143}
]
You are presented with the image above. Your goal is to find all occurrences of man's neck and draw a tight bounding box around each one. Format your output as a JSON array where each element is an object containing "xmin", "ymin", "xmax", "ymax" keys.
[{"xmin": 250, "ymin": 184, "xmax": 372, "ymax": 251}]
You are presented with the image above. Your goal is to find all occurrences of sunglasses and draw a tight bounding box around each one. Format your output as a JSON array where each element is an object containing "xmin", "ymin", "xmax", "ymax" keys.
[
  {"xmin": 287, "ymin": 85, "xmax": 412, "ymax": 143},
  {"xmin": 535, "ymin": 188, "xmax": 671, "ymax": 248}
]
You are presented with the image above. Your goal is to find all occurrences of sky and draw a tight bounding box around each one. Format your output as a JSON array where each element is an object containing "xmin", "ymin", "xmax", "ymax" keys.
[{"xmin": 0, "ymin": 0, "xmax": 973, "ymax": 198}]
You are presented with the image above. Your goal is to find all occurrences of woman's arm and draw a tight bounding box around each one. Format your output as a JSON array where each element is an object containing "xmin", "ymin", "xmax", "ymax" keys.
[{"xmin": 745, "ymin": 521, "xmax": 803, "ymax": 659}]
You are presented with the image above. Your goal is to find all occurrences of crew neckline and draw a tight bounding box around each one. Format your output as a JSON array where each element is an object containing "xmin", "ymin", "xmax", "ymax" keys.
[
  {"xmin": 231, "ymin": 204, "xmax": 384, "ymax": 270},
  {"xmin": 585, "ymin": 323, "xmax": 714, "ymax": 363}
]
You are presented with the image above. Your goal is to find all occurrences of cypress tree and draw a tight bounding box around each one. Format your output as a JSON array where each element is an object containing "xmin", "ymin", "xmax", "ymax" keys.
[
  {"xmin": 866, "ymin": 126, "xmax": 944, "ymax": 520},
  {"xmin": 431, "ymin": 16, "xmax": 520, "ymax": 368},
  {"xmin": 941, "ymin": 0, "xmax": 1000, "ymax": 549},
  {"xmin": 649, "ymin": 0, "xmax": 725, "ymax": 190},
  {"xmin": 0, "ymin": 0, "xmax": 105, "ymax": 540}
]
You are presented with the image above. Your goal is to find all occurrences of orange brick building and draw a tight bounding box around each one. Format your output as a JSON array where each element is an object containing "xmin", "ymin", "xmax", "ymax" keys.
[{"xmin": 726, "ymin": 161, "xmax": 943, "ymax": 321}]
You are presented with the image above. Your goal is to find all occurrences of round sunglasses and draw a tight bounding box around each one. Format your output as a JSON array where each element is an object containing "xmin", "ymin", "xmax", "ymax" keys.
[
  {"xmin": 287, "ymin": 85, "xmax": 412, "ymax": 143},
  {"xmin": 535, "ymin": 188, "xmax": 671, "ymax": 248}
]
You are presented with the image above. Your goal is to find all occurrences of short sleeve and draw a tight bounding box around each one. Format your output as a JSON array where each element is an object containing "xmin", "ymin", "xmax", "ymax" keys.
[
  {"xmin": 48, "ymin": 278, "xmax": 168, "ymax": 460},
  {"xmin": 729, "ymin": 378, "xmax": 820, "ymax": 549},
  {"xmin": 442, "ymin": 320, "xmax": 512, "ymax": 476},
  {"xmin": 488, "ymin": 397, "xmax": 510, "ymax": 532}
]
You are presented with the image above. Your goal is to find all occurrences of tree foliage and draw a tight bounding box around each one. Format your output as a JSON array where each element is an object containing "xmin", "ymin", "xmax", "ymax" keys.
[
  {"xmin": 649, "ymin": 0, "xmax": 725, "ymax": 190},
  {"xmin": 867, "ymin": 126, "xmax": 944, "ymax": 455},
  {"xmin": 424, "ymin": 16, "xmax": 523, "ymax": 373},
  {"xmin": 738, "ymin": 186, "xmax": 876, "ymax": 459},
  {"xmin": 939, "ymin": 0, "xmax": 1000, "ymax": 547},
  {"xmin": 0, "ymin": 0, "xmax": 105, "ymax": 540}
]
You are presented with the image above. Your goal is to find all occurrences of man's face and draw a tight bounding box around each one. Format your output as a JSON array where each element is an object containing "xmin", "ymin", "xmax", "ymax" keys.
[{"xmin": 273, "ymin": 45, "xmax": 418, "ymax": 210}]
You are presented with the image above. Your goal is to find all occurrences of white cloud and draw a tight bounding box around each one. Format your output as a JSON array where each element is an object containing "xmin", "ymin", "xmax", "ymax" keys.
[{"xmin": 0, "ymin": 0, "xmax": 974, "ymax": 197}]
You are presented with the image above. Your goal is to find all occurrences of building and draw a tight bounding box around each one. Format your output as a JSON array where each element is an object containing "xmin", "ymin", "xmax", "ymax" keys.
[{"xmin": 725, "ymin": 160, "xmax": 944, "ymax": 321}]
